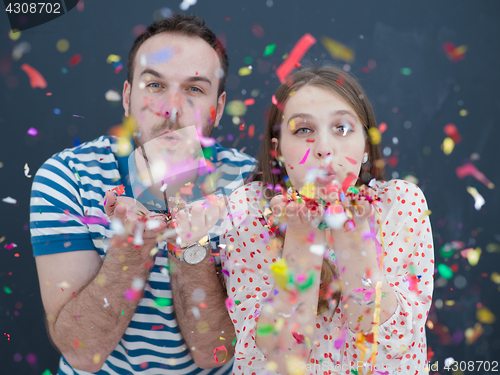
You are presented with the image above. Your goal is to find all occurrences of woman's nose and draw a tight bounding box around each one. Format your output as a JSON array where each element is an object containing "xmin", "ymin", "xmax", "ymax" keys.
[{"xmin": 314, "ymin": 136, "xmax": 335, "ymax": 159}]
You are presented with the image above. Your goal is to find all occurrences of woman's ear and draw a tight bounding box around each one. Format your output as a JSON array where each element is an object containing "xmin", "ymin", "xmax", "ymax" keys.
[{"xmin": 271, "ymin": 137, "xmax": 279, "ymax": 153}]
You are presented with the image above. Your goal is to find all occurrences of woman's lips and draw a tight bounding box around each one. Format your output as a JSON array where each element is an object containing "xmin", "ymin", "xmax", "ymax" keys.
[{"xmin": 315, "ymin": 174, "xmax": 337, "ymax": 185}]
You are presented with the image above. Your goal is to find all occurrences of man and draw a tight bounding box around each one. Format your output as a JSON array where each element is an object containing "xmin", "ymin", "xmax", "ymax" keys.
[{"xmin": 30, "ymin": 14, "xmax": 256, "ymax": 375}]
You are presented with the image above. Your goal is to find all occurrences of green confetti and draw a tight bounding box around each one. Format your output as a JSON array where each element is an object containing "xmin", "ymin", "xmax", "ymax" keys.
[
  {"xmin": 41, "ymin": 370, "xmax": 52, "ymax": 375},
  {"xmin": 263, "ymin": 43, "xmax": 276, "ymax": 56},
  {"xmin": 256, "ymin": 324, "xmax": 275, "ymax": 336},
  {"xmin": 75, "ymin": 170, "xmax": 81, "ymax": 181},
  {"xmin": 232, "ymin": 337, "xmax": 237, "ymax": 346},
  {"xmin": 203, "ymin": 146, "xmax": 215, "ymax": 160},
  {"xmin": 351, "ymin": 370, "xmax": 358, "ymax": 375},
  {"xmin": 440, "ymin": 243, "xmax": 454, "ymax": 258},
  {"xmin": 437, "ymin": 263, "xmax": 454, "ymax": 279},
  {"xmin": 295, "ymin": 271, "xmax": 315, "ymax": 292},
  {"xmin": 346, "ymin": 186, "xmax": 359, "ymax": 194},
  {"xmin": 155, "ymin": 297, "xmax": 171, "ymax": 307},
  {"xmin": 121, "ymin": 311, "xmax": 125, "ymax": 315},
  {"xmin": 318, "ymin": 221, "xmax": 328, "ymax": 231},
  {"xmin": 3, "ymin": 286, "xmax": 12, "ymax": 294},
  {"xmin": 400, "ymin": 67, "xmax": 412, "ymax": 75},
  {"xmin": 244, "ymin": 56, "xmax": 253, "ymax": 64},
  {"xmin": 234, "ymin": 300, "xmax": 241, "ymax": 305}
]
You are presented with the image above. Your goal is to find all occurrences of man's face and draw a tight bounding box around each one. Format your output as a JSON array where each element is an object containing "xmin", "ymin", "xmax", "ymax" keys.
[{"xmin": 122, "ymin": 32, "xmax": 226, "ymax": 148}]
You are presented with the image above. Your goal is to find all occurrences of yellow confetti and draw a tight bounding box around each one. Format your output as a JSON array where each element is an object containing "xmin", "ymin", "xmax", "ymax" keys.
[
  {"xmin": 238, "ymin": 66, "xmax": 252, "ymax": 76},
  {"xmin": 490, "ymin": 272, "xmax": 500, "ymax": 284},
  {"xmin": 466, "ymin": 187, "xmax": 485, "ymax": 211},
  {"xmin": 299, "ymin": 182, "xmax": 316, "ymax": 199},
  {"xmin": 225, "ymin": 100, "xmax": 247, "ymax": 116},
  {"xmin": 486, "ymin": 243, "xmax": 500, "ymax": 253},
  {"xmin": 465, "ymin": 322, "xmax": 483, "ymax": 344},
  {"xmin": 289, "ymin": 118, "xmax": 296, "ymax": 131},
  {"xmin": 24, "ymin": 163, "xmax": 32, "ymax": 178},
  {"xmin": 219, "ymin": 336, "xmax": 225, "ymax": 340},
  {"xmin": 445, "ymin": 300, "xmax": 455, "ymax": 306},
  {"xmin": 270, "ymin": 258, "xmax": 290, "ymax": 291},
  {"xmin": 419, "ymin": 209, "xmax": 432, "ymax": 220},
  {"xmin": 116, "ymin": 137, "xmax": 133, "ymax": 156},
  {"xmin": 459, "ymin": 109, "xmax": 468, "ymax": 117},
  {"xmin": 442, "ymin": 137, "xmax": 454, "ymax": 155},
  {"xmin": 93, "ymin": 353, "xmax": 101, "ymax": 364},
  {"xmin": 466, "ymin": 247, "xmax": 481, "ymax": 266},
  {"xmin": 95, "ymin": 274, "xmax": 106, "ymax": 286},
  {"xmin": 321, "ymin": 36, "xmax": 355, "ymax": 62},
  {"xmin": 476, "ymin": 306, "xmax": 495, "ymax": 324},
  {"xmin": 368, "ymin": 127, "xmax": 381, "ymax": 145},
  {"xmin": 106, "ymin": 54, "xmax": 121, "ymax": 64},
  {"xmin": 426, "ymin": 320, "xmax": 434, "ymax": 329},
  {"xmin": 196, "ymin": 321, "xmax": 209, "ymax": 333},
  {"xmin": 56, "ymin": 39, "xmax": 70, "ymax": 52},
  {"xmin": 266, "ymin": 361, "xmax": 278, "ymax": 372},
  {"xmin": 9, "ymin": 29, "xmax": 21, "ymax": 41},
  {"xmin": 122, "ymin": 266, "xmax": 128, "ymax": 271}
]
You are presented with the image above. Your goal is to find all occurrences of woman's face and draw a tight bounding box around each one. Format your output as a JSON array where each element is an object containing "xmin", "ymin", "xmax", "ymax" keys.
[{"xmin": 275, "ymin": 84, "xmax": 368, "ymax": 190}]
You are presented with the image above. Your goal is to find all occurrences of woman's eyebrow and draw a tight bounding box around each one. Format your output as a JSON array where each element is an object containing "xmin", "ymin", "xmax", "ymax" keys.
[
  {"xmin": 287, "ymin": 113, "xmax": 314, "ymax": 124},
  {"xmin": 331, "ymin": 109, "xmax": 358, "ymax": 121}
]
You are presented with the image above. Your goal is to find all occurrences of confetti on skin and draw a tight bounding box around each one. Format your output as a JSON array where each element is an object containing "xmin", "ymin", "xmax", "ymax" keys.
[
  {"xmin": 212, "ymin": 345, "xmax": 227, "ymax": 363},
  {"xmin": 456, "ymin": 162, "xmax": 495, "ymax": 189},
  {"xmin": 225, "ymin": 297, "xmax": 234, "ymax": 310},
  {"xmin": 2, "ymin": 196, "xmax": 17, "ymax": 204},
  {"xmin": 442, "ymin": 42, "xmax": 467, "ymax": 62},
  {"xmin": 321, "ymin": 36, "xmax": 354, "ymax": 63},
  {"xmin": 341, "ymin": 172, "xmax": 358, "ymax": 192},
  {"xmin": 276, "ymin": 33, "xmax": 316, "ymax": 83},
  {"xmin": 142, "ymin": 47, "xmax": 173, "ymax": 65},
  {"xmin": 299, "ymin": 148, "xmax": 310, "ymax": 164},
  {"xmin": 444, "ymin": 123, "xmax": 461, "ymax": 143},
  {"xmin": 442, "ymin": 137, "xmax": 454, "ymax": 155},
  {"xmin": 466, "ymin": 186, "xmax": 485, "ymax": 210},
  {"xmin": 93, "ymin": 353, "xmax": 100, "ymax": 364},
  {"xmin": 20, "ymin": 63, "xmax": 47, "ymax": 89},
  {"xmin": 345, "ymin": 156, "xmax": 357, "ymax": 165},
  {"xmin": 68, "ymin": 54, "xmax": 82, "ymax": 67}
]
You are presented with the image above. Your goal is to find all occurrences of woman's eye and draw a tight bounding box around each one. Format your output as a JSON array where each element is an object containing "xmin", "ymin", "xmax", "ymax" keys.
[
  {"xmin": 293, "ymin": 127, "xmax": 312, "ymax": 135},
  {"xmin": 335, "ymin": 121, "xmax": 354, "ymax": 136}
]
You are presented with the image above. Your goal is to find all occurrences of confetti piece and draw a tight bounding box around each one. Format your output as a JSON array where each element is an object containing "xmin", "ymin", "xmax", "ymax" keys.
[
  {"xmin": 212, "ymin": 345, "xmax": 227, "ymax": 363},
  {"xmin": 111, "ymin": 185, "xmax": 126, "ymax": 196},
  {"xmin": 466, "ymin": 186, "xmax": 485, "ymax": 210},
  {"xmin": 68, "ymin": 54, "xmax": 82, "ymax": 67},
  {"xmin": 225, "ymin": 100, "xmax": 247, "ymax": 116},
  {"xmin": 93, "ymin": 353, "xmax": 100, "ymax": 364},
  {"xmin": 442, "ymin": 137, "xmax": 454, "ymax": 155},
  {"xmin": 299, "ymin": 148, "xmax": 310, "ymax": 164},
  {"xmin": 442, "ymin": 42, "xmax": 467, "ymax": 62},
  {"xmin": 3, "ymin": 286, "xmax": 12, "ymax": 294},
  {"xmin": 238, "ymin": 66, "xmax": 252, "ymax": 76},
  {"xmin": 155, "ymin": 297, "xmax": 171, "ymax": 307},
  {"xmin": 27, "ymin": 127, "xmax": 38, "ymax": 136},
  {"xmin": 251, "ymin": 24, "xmax": 265, "ymax": 38},
  {"xmin": 243, "ymin": 98, "xmax": 255, "ymax": 106},
  {"xmin": 368, "ymin": 127, "xmax": 381, "ymax": 145},
  {"xmin": 276, "ymin": 33, "xmax": 317, "ymax": 83},
  {"xmin": 342, "ymin": 172, "xmax": 358, "ymax": 192},
  {"xmin": 444, "ymin": 123, "xmax": 461, "ymax": 143},
  {"xmin": 263, "ymin": 43, "xmax": 276, "ymax": 56},
  {"xmin": 486, "ymin": 243, "xmax": 500, "ymax": 253},
  {"xmin": 321, "ymin": 36, "xmax": 354, "ymax": 63},
  {"xmin": 4, "ymin": 333, "xmax": 10, "ymax": 341},
  {"xmin": 256, "ymin": 324, "xmax": 275, "ymax": 336},
  {"xmin": 151, "ymin": 325, "xmax": 164, "ymax": 330},
  {"xmin": 106, "ymin": 54, "xmax": 121, "ymax": 64},
  {"xmin": 142, "ymin": 47, "xmax": 173, "ymax": 66},
  {"xmin": 270, "ymin": 258, "xmax": 291, "ymax": 290},
  {"xmin": 465, "ymin": 247, "xmax": 481, "ymax": 266},
  {"xmin": 20, "ymin": 63, "xmax": 47, "ymax": 89},
  {"xmin": 456, "ymin": 163, "xmax": 494, "ymax": 189},
  {"xmin": 334, "ymin": 327, "xmax": 346, "ymax": 349},
  {"xmin": 271, "ymin": 94, "xmax": 284, "ymax": 110},
  {"xmin": 476, "ymin": 306, "xmax": 495, "ymax": 324},
  {"xmin": 5, "ymin": 243, "xmax": 17, "ymax": 249},
  {"xmin": 437, "ymin": 264, "xmax": 453, "ymax": 279},
  {"xmin": 2, "ymin": 197, "xmax": 17, "ymax": 204},
  {"xmin": 225, "ymin": 297, "xmax": 234, "ymax": 310},
  {"xmin": 56, "ymin": 39, "xmax": 69, "ymax": 53},
  {"xmin": 490, "ymin": 272, "xmax": 500, "ymax": 284},
  {"xmin": 248, "ymin": 124, "xmax": 255, "ymax": 138},
  {"xmin": 400, "ymin": 67, "xmax": 412, "ymax": 75},
  {"xmin": 465, "ymin": 323, "xmax": 483, "ymax": 344},
  {"xmin": 345, "ymin": 156, "xmax": 357, "ymax": 165},
  {"xmin": 8, "ymin": 29, "xmax": 21, "ymax": 41},
  {"xmin": 378, "ymin": 122, "xmax": 387, "ymax": 133},
  {"xmin": 105, "ymin": 90, "xmax": 121, "ymax": 102}
]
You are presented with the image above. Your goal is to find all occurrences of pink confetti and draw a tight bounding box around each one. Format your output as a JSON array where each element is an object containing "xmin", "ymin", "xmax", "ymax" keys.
[
  {"xmin": 271, "ymin": 95, "xmax": 284, "ymax": 110},
  {"xmin": 345, "ymin": 156, "xmax": 357, "ymax": 165},
  {"xmin": 212, "ymin": 345, "xmax": 228, "ymax": 363},
  {"xmin": 20, "ymin": 63, "xmax": 47, "ymax": 89},
  {"xmin": 341, "ymin": 172, "xmax": 358, "ymax": 192},
  {"xmin": 27, "ymin": 127, "xmax": 38, "ymax": 136},
  {"xmin": 334, "ymin": 327, "xmax": 346, "ymax": 349},
  {"xmin": 378, "ymin": 122, "xmax": 387, "ymax": 133},
  {"xmin": 243, "ymin": 98, "xmax": 255, "ymax": 106},
  {"xmin": 276, "ymin": 33, "xmax": 317, "ymax": 83},
  {"xmin": 5, "ymin": 243, "xmax": 17, "ymax": 250},
  {"xmin": 225, "ymin": 297, "xmax": 234, "ymax": 310},
  {"xmin": 456, "ymin": 162, "xmax": 494, "ymax": 189},
  {"xmin": 299, "ymin": 148, "xmax": 310, "ymax": 164}
]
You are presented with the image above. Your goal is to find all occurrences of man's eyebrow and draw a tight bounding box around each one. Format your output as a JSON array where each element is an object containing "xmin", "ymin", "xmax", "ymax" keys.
[
  {"xmin": 186, "ymin": 75, "xmax": 212, "ymax": 86},
  {"xmin": 139, "ymin": 68, "xmax": 164, "ymax": 79}
]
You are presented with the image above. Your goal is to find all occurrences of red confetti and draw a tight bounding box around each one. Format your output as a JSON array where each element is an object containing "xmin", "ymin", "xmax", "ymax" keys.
[
  {"xmin": 271, "ymin": 95, "xmax": 284, "ymax": 110},
  {"xmin": 251, "ymin": 24, "xmax": 264, "ymax": 38},
  {"xmin": 68, "ymin": 54, "xmax": 82, "ymax": 67},
  {"xmin": 20, "ymin": 63, "xmax": 47, "ymax": 89},
  {"xmin": 342, "ymin": 172, "xmax": 358, "ymax": 192},
  {"xmin": 444, "ymin": 123, "xmax": 461, "ymax": 143},
  {"xmin": 111, "ymin": 184, "xmax": 126, "ymax": 196},
  {"xmin": 442, "ymin": 42, "xmax": 466, "ymax": 62},
  {"xmin": 151, "ymin": 325, "xmax": 164, "ymax": 330},
  {"xmin": 243, "ymin": 98, "xmax": 255, "ymax": 106},
  {"xmin": 210, "ymin": 105, "xmax": 216, "ymax": 122},
  {"xmin": 212, "ymin": 345, "xmax": 228, "ymax": 363},
  {"xmin": 345, "ymin": 156, "xmax": 357, "ymax": 165},
  {"xmin": 378, "ymin": 122, "xmax": 387, "ymax": 133},
  {"xmin": 4, "ymin": 333, "xmax": 10, "ymax": 341},
  {"xmin": 387, "ymin": 156, "xmax": 399, "ymax": 167},
  {"xmin": 292, "ymin": 331, "xmax": 305, "ymax": 344},
  {"xmin": 276, "ymin": 33, "xmax": 316, "ymax": 84},
  {"xmin": 248, "ymin": 124, "xmax": 255, "ymax": 138}
]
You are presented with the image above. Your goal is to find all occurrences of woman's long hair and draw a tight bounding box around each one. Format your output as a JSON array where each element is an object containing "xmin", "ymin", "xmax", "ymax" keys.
[{"xmin": 248, "ymin": 66, "xmax": 387, "ymax": 316}]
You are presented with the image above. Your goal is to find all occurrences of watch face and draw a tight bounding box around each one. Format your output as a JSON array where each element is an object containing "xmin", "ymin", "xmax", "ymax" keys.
[{"xmin": 184, "ymin": 245, "xmax": 207, "ymax": 264}]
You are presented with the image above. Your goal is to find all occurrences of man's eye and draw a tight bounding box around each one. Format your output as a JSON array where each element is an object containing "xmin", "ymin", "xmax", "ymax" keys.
[
  {"xmin": 189, "ymin": 87, "xmax": 202, "ymax": 93},
  {"xmin": 147, "ymin": 83, "xmax": 161, "ymax": 88},
  {"xmin": 293, "ymin": 128, "xmax": 312, "ymax": 135}
]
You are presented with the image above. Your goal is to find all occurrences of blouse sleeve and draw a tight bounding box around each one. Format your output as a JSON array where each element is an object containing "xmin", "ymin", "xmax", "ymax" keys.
[
  {"xmin": 343, "ymin": 179, "xmax": 434, "ymax": 373},
  {"xmin": 219, "ymin": 182, "xmax": 278, "ymax": 372}
]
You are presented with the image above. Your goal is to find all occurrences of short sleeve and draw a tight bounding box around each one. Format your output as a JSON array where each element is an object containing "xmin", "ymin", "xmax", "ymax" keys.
[
  {"xmin": 219, "ymin": 181, "xmax": 278, "ymax": 372},
  {"xmin": 344, "ymin": 179, "xmax": 433, "ymax": 372},
  {"xmin": 30, "ymin": 155, "xmax": 96, "ymax": 256}
]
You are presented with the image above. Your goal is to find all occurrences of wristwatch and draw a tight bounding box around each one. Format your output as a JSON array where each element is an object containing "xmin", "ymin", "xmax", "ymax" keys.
[{"xmin": 167, "ymin": 242, "xmax": 211, "ymax": 264}]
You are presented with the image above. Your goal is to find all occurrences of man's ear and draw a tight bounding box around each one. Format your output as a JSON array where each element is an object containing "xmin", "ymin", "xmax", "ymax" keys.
[
  {"xmin": 214, "ymin": 91, "xmax": 226, "ymax": 127},
  {"xmin": 123, "ymin": 80, "xmax": 131, "ymax": 117}
]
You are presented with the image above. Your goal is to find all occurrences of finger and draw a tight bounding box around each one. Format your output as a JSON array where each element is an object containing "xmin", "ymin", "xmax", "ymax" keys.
[
  {"xmin": 103, "ymin": 190, "xmax": 117, "ymax": 216},
  {"xmin": 189, "ymin": 202, "xmax": 205, "ymax": 234},
  {"xmin": 270, "ymin": 195, "xmax": 286, "ymax": 213},
  {"xmin": 174, "ymin": 209, "xmax": 192, "ymax": 244}
]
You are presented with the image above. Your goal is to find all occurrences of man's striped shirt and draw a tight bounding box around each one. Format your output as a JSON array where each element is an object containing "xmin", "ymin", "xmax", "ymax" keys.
[{"xmin": 30, "ymin": 135, "xmax": 257, "ymax": 375}]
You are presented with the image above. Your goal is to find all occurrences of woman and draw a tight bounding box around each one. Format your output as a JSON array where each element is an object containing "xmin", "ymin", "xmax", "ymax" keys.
[{"xmin": 220, "ymin": 66, "xmax": 434, "ymax": 375}]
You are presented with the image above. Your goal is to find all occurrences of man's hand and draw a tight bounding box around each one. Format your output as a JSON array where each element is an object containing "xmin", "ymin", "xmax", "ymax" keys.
[{"xmin": 171, "ymin": 195, "xmax": 226, "ymax": 247}]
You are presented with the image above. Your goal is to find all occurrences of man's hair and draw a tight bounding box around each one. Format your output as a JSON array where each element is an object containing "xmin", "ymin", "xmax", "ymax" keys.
[{"xmin": 127, "ymin": 13, "xmax": 228, "ymax": 98}]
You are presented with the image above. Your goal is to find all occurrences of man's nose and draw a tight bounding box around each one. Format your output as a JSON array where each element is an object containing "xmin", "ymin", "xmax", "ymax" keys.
[{"xmin": 163, "ymin": 88, "xmax": 184, "ymax": 120}]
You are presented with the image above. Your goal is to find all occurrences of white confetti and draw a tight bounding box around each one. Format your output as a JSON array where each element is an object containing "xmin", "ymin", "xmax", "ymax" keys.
[
  {"xmin": 466, "ymin": 186, "xmax": 485, "ymax": 210},
  {"xmin": 324, "ymin": 211, "xmax": 348, "ymax": 230},
  {"xmin": 160, "ymin": 183, "xmax": 168, "ymax": 192},
  {"xmin": 131, "ymin": 277, "xmax": 145, "ymax": 291},
  {"xmin": 146, "ymin": 219, "xmax": 161, "ymax": 230},
  {"xmin": 309, "ymin": 244, "xmax": 326, "ymax": 256},
  {"xmin": 133, "ymin": 222, "xmax": 145, "ymax": 246},
  {"xmin": 24, "ymin": 163, "xmax": 31, "ymax": 178},
  {"xmin": 105, "ymin": 90, "xmax": 121, "ymax": 102},
  {"xmin": 191, "ymin": 306, "xmax": 200, "ymax": 319},
  {"xmin": 110, "ymin": 218, "xmax": 125, "ymax": 236},
  {"xmin": 444, "ymin": 357, "xmax": 455, "ymax": 368},
  {"xmin": 103, "ymin": 297, "xmax": 110, "ymax": 308},
  {"xmin": 179, "ymin": 0, "xmax": 197, "ymax": 11},
  {"xmin": 2, "ymin": 196, "xmax": 17, "ymax": 204}
]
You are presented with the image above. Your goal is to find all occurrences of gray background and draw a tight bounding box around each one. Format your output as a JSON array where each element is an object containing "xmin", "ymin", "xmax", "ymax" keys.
[{"xmin": 1, "ymin": 0, "xmax": 499, "ymax": 373}]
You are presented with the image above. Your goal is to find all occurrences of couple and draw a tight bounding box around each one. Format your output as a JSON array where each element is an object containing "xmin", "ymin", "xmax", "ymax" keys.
[{"xmin": 30, "ymin": 13, "xmax": 433, "ymax": 375}]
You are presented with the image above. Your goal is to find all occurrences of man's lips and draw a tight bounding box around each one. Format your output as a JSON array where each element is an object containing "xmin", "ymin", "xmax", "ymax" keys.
[{"xmin": 158, "ymin": 130, "xmax": 180, "ymax": 140}]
